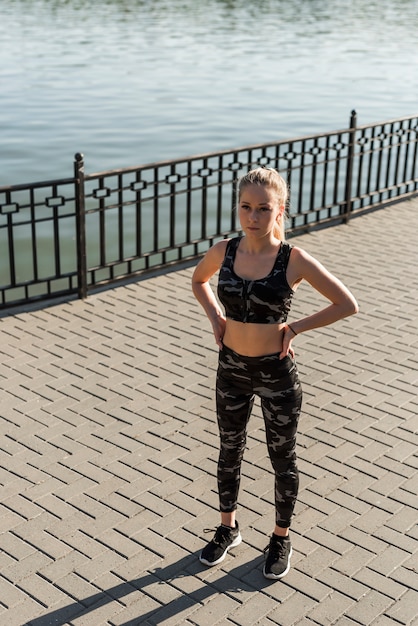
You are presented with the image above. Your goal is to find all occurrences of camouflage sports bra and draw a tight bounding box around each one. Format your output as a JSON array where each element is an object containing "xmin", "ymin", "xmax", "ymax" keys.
[{"xmin": 217, "ymin": 237, "xmax": 294, "ymax": 324}]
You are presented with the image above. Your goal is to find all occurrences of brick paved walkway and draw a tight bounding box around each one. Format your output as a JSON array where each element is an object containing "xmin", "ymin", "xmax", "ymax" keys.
[{"xmin": 1, "ymin": 197, "xmax": 417, "ymax": 626}]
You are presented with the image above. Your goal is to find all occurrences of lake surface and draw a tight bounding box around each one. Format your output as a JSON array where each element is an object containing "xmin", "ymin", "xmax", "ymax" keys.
[{"xmin": 1, "ymin": 0, "xmax": 417, "ymax": 186}]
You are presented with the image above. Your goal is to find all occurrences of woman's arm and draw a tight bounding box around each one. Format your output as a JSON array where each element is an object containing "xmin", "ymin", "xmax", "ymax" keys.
[
  {"xmin": 280, "ymin": 246, "xmax": 359, "ymax": 357},
  {"xmin": 192, "ymin": 240, "xmax": 228, "ymax": 348}
]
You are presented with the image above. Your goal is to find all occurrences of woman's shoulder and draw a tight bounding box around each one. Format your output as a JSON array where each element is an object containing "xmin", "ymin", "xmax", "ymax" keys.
[
  {"xmin": 198, "ymin": 238, "xmax": 231, "ymax": 270},
  {"xmin": 287, "ymin": 244, "xmax": 333, "ymax": 284},
  {"xmin": 210, "ymin": 236, "xmax": 239, "ymax": 259},
  {"xmin": 212, "ymin": 237, "xmax": 229, "ymax": 254},
  {"xmin": 193, "ymin": 238, "xmax": 232, "ymax": 281},
  {"xmin": 288, "ymin": 244, "xmax": 316, "ymax": 263}
]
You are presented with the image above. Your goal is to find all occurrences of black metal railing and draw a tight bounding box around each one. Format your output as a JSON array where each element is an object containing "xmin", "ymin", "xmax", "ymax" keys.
[{"xmin": 1, "ymin": 111, "xmax": 417, "ymax": 309}]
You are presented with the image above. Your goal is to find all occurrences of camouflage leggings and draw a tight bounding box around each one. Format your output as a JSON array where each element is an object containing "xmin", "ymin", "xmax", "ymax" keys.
[{"xmin": 216, "ymin": 344, "xmax": 303, "ymax": 528}]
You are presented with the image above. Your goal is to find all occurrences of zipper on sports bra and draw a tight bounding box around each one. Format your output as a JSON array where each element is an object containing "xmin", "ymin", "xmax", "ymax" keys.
[{"xmin": 242, "ymin": 280, "xmax": 252, "ymax": 323}]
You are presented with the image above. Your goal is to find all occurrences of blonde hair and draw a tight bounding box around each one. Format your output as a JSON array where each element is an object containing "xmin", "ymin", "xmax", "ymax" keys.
[{"xmin": 237, "ymin": 167, "xmax": 288, "ymax": 240}]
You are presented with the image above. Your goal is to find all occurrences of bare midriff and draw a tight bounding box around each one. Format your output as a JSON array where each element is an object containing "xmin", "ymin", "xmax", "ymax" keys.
[{"xmin": 222, "ymin": 319, "xmax": 287, "ymax": 357}]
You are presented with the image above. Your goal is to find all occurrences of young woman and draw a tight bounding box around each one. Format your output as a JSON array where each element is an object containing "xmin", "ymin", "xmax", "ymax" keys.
[{"xmin": 191, "ymin": 167, "xmax": 358, "ymax": 579}]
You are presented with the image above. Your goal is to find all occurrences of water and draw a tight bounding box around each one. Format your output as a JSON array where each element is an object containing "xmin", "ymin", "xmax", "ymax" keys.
[{"xmin": 1, "ymin": 0, "xmax": 417, "ymax": 186}]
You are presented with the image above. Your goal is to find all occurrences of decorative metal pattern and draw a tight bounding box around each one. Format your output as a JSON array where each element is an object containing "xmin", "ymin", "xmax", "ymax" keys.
[{"xmin": 0, "ymin": 202, "xmax": 20, "ymax": 215}]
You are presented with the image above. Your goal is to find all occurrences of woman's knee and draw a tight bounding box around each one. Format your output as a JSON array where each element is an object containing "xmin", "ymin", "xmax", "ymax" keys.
[
  {"xmin": 272, "ymin": 458, "xmax": 299, "ymax": 483},
  {"xmin": 219, "ymin": 430, "xmax": 247, "ymax": 462}
]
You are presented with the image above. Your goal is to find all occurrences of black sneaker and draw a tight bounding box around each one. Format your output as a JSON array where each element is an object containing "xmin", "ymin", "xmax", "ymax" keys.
[
  {"xmin": 263, "ymin": 534, "xmax": 292, "ymax": 579},
  {"xmin": 199, "ymin": 522, "xmax": 242, "ymax": 566}
]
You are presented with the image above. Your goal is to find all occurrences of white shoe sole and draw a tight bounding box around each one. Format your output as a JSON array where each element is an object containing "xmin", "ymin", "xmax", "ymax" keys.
[{"xmin": 199, "ymin": 533, "xmax": 242, "ymax": 567}]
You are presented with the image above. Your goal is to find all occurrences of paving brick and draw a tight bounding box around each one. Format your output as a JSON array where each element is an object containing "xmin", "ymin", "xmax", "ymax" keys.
[
  {"xmin": 314, "ymin": 455, "xmax": 358, "ymax": 482},
  {"xmin": 4, "ymin": 595, "xmax": 46, "ymax": 626},
  {"xmin": 225, "ymin": 593, "xmax": 280, "ymax": 625},
  {"xmin": 345, "ymin": 589, "xmax": 395, "ymax": 625},
  {"xmin": 115, "ymin": 509, "xmax": 162, "ymax": 539},
  {"xmin": 16, "ymin": 573, "xmax": 70, "ymax": 609},
  {"xmin": 351, "ymin": 507, "xmax": 395, "ymax": 533},
  {"xmin": 38, "ymin": 551, "xmax": 91, "ymax": 583},
  {"xmin": 56, "ymin": 529, "xmax": 107, "ymax": 560},
  {"xmin": 0, "ymin": 574, "xmax": 32, "ymax": 608},
  {"xmin": 317, "ymin": 506, "xmax": 360, "ymax": 535},
  {"xmin": 374, "ymin": 525, "xmax": 417, "ymax": 555},
  {"xmin": 267, "ymin": 591, "xmax": 317, "ymax": 625},
  {"xmin": 291, "ymin": 506, "xmax": 329, "ymax": 535},
  {"xmin": 286, "ymin": 567, "xmax": 332, "ymax": 602},
  {"xmin": 298, "ymin": 490, "xmax": 340, "ymax": 518},
  {"xmin": 0, "ymin": 531, "xmax": 34, "ymax": 561},
  {"xmin": 98, "ymin": 492, "xmax": 142, "ymax": 518},
  {"xmin": 306, "ymin": 590, "xmax": 355, "ymax": 625},
  {"xmin": 2, "ymin": 494, "xmax": 45, "ymax": 521},
  {"xmin": 69, "ymin": 597, "xmax": 126, "ymax": 626},
  {"xmin": 324, "ymin": 488, "xmax": 370, "ymax": 516},
  {"xmin": 2, "ymin": 551, "xmax": 53, "ymax": 584},
  {"xmin": 294, "ymin": 544, "xmax": 340, "ymax": 580},
  {"xmin": 124, "ymin": 592, "xmax": 196, "ymax": 626},
  {"xmin": 163, "ymin": 492, "xmax": 207, "ymax": 517},
  {"xmin": 388, "ymin": 487, "xmax": 417, "ymax": 509},
  {"xmin": 374, "ymin": 454, "xmax": 415, "ymax": 479},
  {"xmin": 150, "ymin": 509, "xmax": 195, "ymax": 539},
  {"xmin": 307, "ymin": 527, "xmax": 353, "ymax": 559},
  {"xmin": 331, "ymin": 545, "xmax": 375, "ymax": 577},
  {"xmin": 390, "ymin": 564, "xmax": 418, "ymax": 592},
  {"xmin": 367, "ymin": 545, "xmax": 412, "ymax": 577},
  {"xmin": 184, "ymin": 593, "xmax": 241, "ymax": 626},
  {"xmin": 354, "ymin": 566, "xmax": 407, "ymax": 600},
  {"xmin": 111, "ymin": 549, "xmax": 163, "ymax": 581},
  {"xmin": 19, "ymin": 529, "xmax": 72, "ymax": 561}
]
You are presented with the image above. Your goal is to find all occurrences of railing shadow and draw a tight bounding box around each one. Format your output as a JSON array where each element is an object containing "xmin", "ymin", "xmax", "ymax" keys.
[{"xmin": 28, "ymin": 550, "xmax": 278, "ymax": 626}]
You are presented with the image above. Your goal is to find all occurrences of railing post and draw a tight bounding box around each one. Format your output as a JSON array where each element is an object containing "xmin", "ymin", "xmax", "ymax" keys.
[
  {"xmin": 343, "ymin": 109, "xmax": 357, "ymax": 223},
  {"xmin": 74, "ymin": 153, "xmax": 87, "ymax": 299}
]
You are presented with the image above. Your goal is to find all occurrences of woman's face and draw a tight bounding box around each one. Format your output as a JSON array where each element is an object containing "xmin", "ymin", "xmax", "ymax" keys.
[{"xmin": 238, "ymin": 184, "xmax": 283, "ymax": 239}]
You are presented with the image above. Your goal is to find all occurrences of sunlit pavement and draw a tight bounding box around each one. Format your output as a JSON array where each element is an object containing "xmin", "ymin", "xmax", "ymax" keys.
[{"xmin": 1, "ymin": 197, "xmax": 417, "ymax": 626}]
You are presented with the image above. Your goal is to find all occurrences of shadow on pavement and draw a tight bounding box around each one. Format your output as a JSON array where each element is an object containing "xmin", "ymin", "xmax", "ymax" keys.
[{"xmin": 28, "ymin": 550, "xmax": 279, "ymax": 626}]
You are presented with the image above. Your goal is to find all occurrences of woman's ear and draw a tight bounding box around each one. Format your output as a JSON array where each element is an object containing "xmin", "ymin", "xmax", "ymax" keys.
[{"xmin": 277, "ymin": 204, "xmax": 286, "ymax": 218}]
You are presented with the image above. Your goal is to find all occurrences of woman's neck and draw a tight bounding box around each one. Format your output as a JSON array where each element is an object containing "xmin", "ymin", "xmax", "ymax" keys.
[{"xmin": 240, "ymin": 234, "xmax": 281, "ymax": 255}]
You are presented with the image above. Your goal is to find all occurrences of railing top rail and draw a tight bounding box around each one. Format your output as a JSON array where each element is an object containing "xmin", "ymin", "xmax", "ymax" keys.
[
  {"xmin": 84, "ymin": 127, "xmax": 354, "ymax": 179},
  {"xmin": 355, "ymin": 113, "xmax": 418, "ymax": 131},
  {"xmin": 2, "ymin": 113, "xmax": 416, "ymax": 191},
  {"xmin": 0, "ymin": 176, "xmax": 76, "ymax": 194}
]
